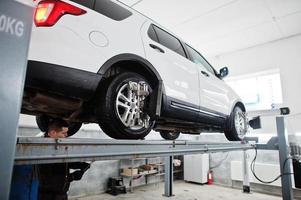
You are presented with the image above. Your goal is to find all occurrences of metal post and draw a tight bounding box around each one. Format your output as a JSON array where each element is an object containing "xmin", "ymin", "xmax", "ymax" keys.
[
  {"xmin": 145, "ymin": 158, "xmax": 148, "ymax": 185},
  {"xmin": 242, "ymin": 150, "xmax": 250, "ymax": 193},
  {"xmin": 0, "ymin": 2, "xmax": 32, "ymax": 200},
  {"xmin": 276, "ymin": 117, "xmax": 293, "ymax": 200},
  {"xmin": 164, "ymin": 156, "xmax": 173, "ymax": 197},
  {"xmin": 130, "ymin": 159, "xmax": 134, "ymax": 192}
]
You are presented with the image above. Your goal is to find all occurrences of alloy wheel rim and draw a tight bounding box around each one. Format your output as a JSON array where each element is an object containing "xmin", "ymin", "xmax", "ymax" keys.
[
  {"xmin": 115, "ymin": 81, "xmax": 150, "ymax": 130},
  {"xmin": 234, "ymin": 108, "xmax": 247, "ymax": 139}
]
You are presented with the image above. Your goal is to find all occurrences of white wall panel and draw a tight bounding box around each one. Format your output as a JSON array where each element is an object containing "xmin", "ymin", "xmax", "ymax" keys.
[{"xmin": 231, "ymin": 160, "xmax": 295, "ymax": 187}]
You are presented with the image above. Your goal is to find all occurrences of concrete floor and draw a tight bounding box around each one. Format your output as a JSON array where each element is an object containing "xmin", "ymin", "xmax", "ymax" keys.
[{"xmin": 70, "ymin": 181, "xmax": 281, "ymax": 200}]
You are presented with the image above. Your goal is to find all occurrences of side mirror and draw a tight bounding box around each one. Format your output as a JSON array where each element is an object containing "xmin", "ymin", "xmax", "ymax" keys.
[{"xmin": 219, "ymin": 67, "xmax": 229, "ymax": 78}]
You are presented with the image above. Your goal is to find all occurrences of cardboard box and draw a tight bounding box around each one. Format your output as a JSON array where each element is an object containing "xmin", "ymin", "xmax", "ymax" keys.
[
  {"xmin": 139, "ymin": 169, "xmax": 157, "ymax": 175},
  {"xmin": 141, "ymin": 164, "xmax": 157, "ymax": 171},
  {"xmin": 121, "ymin": 168, "xmax": 138, "ymax": 176}
]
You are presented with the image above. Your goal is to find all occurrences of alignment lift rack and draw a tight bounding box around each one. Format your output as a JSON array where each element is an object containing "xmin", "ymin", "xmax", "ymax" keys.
[
  {"xmin": 13, "ymin": 107, "xmax": 294, "ymax": 199},
  {"xmin": 15, "ymin": 137, "xmax": 253, "ymax": 196}
]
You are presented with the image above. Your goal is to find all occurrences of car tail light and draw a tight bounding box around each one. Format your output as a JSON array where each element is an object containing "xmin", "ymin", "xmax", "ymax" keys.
[{"xmin": 34, "ymin": 0, "xmax": 86, "ymax": 27}]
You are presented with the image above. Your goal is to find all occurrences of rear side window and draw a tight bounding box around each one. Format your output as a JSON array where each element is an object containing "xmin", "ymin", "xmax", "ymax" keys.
[
  {"xmin": 147, "ymin": 25, "xmax": 158, "ymax": 42},
  {"xmin": 70, "ymin": 0, "xmax": 95, "ymax": 9},
  {"xmin": 149, "ymin": 25, "xmax": 186, "ymax": 58},
  {"xmin": 94, "ymin": 0, "xmax": 132, "ymax": 21}
]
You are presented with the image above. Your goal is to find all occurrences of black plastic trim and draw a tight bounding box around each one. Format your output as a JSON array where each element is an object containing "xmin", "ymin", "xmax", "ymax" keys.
[
  {"xmin": 161, "ymin": 95, "xmax": 198, "ymax": 122},
  {"xmin": 25, "ymin": 60, "xmax": 102, "ymax": 100},
  {"xmin": 161, "ymin": 95, "xmax": 227, "ymax": 125}
]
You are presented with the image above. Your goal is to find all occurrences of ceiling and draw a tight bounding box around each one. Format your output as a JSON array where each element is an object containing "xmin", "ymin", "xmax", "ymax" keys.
[{"xmin": 119, "ymin": 0, "xmax": 301, "ymax": 58}]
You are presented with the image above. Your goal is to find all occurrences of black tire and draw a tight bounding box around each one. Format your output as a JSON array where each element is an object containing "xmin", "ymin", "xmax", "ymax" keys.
[
  {"xmin": 224, "ymin": 106, "xmax": 247, "ymax": 141},
  {"xmin": 66, "ymin": 122, "xmax": 82, "ymax": 137},
  {"xmin": 160, "ymin": 131, "xmax": 180, "ymax": 140},
  {"xmin": 97, "ymin": 72, "xmax": 154, "ymax": 140},
  {"xmin": 36, "ymin": 115, "xmax": 82, "ymax": 137},
  {"xmin": 36, "ymin": 115, "xmax": 49, "ymax": 132}
]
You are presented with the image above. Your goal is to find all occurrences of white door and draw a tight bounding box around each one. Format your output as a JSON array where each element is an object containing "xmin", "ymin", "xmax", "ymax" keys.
[
  {"xmin": 198, "ymin": 66, "xmax": 232, "ymax": 114},
  {"xmin": 140, "ymin": 22, "xmax": 199, "ymax": 106},
  {"xmin": 185, "ymin": 44, "xmax": 232, "ymax": 115}
]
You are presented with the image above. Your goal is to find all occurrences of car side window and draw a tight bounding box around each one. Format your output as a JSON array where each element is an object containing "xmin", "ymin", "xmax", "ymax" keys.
[
  {"xmin": 70, "ymin": 0, "xmax": 95, "ymax": 9},
  {"xmin": 185, "ymin": 44, "xmax": 216, "ymax": 75},
  {"xmin": 149, "ymin": 25, "xmax": 186, "ymax": 58},
  {"xmin": 147, "ymin": 25, "xmax": 159, "ymax": 43},
  {"xmin": 94, "ymin": 0, "xmax": 132, "ymax": 21}
]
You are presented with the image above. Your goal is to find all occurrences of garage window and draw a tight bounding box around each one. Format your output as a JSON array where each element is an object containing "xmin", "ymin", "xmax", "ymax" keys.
[
  {"xmin": 94, "ymin": 0, "xmax": 132, "ymax": 21},
  {"xmin": 149, "ymin": 25, "xmax": 186, "ymax": 58},
  {"xmin": 226, "ymin": 69, "xmax": 283, "ymax": 110}
]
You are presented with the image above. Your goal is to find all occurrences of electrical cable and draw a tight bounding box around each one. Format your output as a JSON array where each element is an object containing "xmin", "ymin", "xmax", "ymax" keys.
[
  {"xmin": 250, "ymin": 147, "xmax": 294, "ymax": 184},
  {"xmin": 282, "ymin": 157, "xmax": 293, "ymax": 174}
]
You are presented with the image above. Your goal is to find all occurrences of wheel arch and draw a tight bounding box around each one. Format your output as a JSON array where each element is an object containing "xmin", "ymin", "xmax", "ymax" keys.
[
  {"xmin": 98, "ymin": 54, "xmax": 162, "ymax": 86},
  {"xmin": 233, "ymin": 101, "xmax": 246, "ymax": 112}
]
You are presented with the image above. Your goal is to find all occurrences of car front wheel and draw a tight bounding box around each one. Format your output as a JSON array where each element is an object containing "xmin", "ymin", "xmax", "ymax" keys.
[
  {"xmin": 98, "ymin": 72, "xmax": 154, "ymax": 139},
  {"xmin": 224, "ymin": 106, "xmax": 247, "ymax": 141}
]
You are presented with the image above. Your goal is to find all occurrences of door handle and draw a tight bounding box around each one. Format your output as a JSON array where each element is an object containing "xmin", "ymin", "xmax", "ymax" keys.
[
  {"xmin": 201, "ymin": 71, "xmax": 210, "ymax": 77},
  {"xmin": 149, "ymin": 44, "xmax": 165, "ymax": 53}
]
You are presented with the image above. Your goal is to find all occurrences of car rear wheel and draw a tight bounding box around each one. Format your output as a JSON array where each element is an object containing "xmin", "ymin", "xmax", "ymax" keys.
[
  {"xmin": 224, "ymin": 106, "xmax": 247, "ymax": 141},
  {"xmin": 97, "ymin": 72, "xmax": 154, "ymax": 139},
  {"xmin": 36, "ymin": 115, "xmax": 82, "ymax": 137},
  {"xmin": 160, "ymin": 131, "xmax": 180, "ymax": 140}
]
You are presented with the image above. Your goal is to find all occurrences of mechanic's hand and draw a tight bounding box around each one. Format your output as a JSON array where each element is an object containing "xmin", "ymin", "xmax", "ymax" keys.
[{"xmin": 70, "ymin": 170, "xmax": 84, "ymax": 181}]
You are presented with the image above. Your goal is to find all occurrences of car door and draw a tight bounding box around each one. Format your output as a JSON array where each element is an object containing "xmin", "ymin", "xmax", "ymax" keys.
[
  {"xmin": 185, "ymin": 44, "xmax": 232, "ymax": 115},
  {"xmin": 141, "ymin": 22, "xmax": 199, "ymax": 107}
]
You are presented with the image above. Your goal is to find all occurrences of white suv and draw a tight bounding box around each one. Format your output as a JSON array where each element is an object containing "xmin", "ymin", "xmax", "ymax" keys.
[{"xmin": 22, "ymin": 0, "xmax": 247, "ymax": 140}]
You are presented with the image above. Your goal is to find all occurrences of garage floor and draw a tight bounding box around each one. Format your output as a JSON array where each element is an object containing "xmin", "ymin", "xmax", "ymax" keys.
[{"xmin": 71, "ymin": 181, "xmax": 281, "ymax": 200}]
